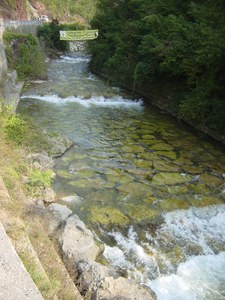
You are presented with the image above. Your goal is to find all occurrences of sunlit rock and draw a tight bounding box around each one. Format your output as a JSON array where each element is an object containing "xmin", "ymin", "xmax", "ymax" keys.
[
  {"xmin": 77, "ymin": 260, "xmax": 156, "ymax": 300},
  {"xmin": 58, "ymin": 215, "xmax": 101, "ymax": 264}
]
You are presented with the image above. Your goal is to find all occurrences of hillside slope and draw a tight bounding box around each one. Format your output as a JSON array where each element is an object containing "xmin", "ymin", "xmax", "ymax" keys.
[{"xmin": 0, "ymin": 0, "xmax": 97, "ymax": 23}]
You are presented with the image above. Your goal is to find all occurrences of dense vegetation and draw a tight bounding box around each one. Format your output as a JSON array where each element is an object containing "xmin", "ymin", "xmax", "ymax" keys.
[
  {"xmin": 3, "ymin": 31, "xmax": 46, "ymax": 79},
  {"xmin": 37, "ymin": 21, "xmax": 86, "ymax": 53},
  {"xmin": 90, "ymin": 0, "xmax": 225, "ymax": 136}
]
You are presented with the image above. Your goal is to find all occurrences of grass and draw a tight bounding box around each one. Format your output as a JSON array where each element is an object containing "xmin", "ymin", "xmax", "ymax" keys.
[{"xmin": 0, "ymin": 105, "xmax": 80, "ymax": 299}]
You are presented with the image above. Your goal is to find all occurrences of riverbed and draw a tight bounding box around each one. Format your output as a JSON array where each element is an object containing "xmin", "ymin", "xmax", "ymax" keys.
[{"xmin": 19, "ymin": 53, "xmax": 225, "ymax": 299}]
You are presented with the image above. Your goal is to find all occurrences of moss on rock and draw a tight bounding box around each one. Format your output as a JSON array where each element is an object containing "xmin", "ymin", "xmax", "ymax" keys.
[
  {"xmin": 152, "ymin": 172, "xmax": 192, "ymax": 185},
  {"xmin": 160, "ymin": 198, "xmax": 190, "ymax": 211},
  {"xmin": 90, "ymin": 206, "xmax": 129, "ymax": 226}
]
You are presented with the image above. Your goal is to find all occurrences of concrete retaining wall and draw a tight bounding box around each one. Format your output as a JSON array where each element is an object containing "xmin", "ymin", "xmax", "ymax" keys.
[
  {"xmin": 0, "ymin": 19, "xmax": 44, "ymax": 110},
  {"xmin": 0, "ymin": 19, "xmax": 8, "ymax": 82},
  {"xmin": 0, "ymin": 20, "xmax": 44, "ymax": 36}
]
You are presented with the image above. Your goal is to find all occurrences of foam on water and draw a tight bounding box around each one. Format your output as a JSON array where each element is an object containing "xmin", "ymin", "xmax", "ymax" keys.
[
  {"xmin": 59, "ymin": 55, "xmax": 90, "ymax": 63},
  {"xmin": 149, "ymin": 252, "xmax": 225, "ymax": 300},
  {"xmin": 103, "ymin": 205, "xmax": 225, "ymax": 299},
  {"xmin": 155, "ymin": 204, "xmax": 225, "ymax": 255},
  {"xmin": 20, "ymin": 94, "xmax": 143, "ymax": 108}
]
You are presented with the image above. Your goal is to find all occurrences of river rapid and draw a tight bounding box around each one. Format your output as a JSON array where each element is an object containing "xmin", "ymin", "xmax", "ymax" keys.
[{"xmin": 19, "ymin": 53, "xmax": 225, "ymax": 299}]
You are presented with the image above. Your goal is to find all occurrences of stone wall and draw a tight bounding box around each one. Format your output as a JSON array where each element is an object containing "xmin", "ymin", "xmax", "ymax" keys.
[
  {"xmin": 0, "ymin": 19, "xmax": 8, "ymax": 82},
  {"xmin": 2, "ymin": 20, "xmax": 44, "ymax": 36},
  {"xmin": 0, "ymin": 18, "xmax": 24, "ymax": 112}
]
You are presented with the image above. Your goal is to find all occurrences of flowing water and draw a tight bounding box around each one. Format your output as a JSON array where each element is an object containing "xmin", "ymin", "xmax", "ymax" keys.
[{"xmin": 18, "ymin": 54, "xmax": 225, "ymax": 299}]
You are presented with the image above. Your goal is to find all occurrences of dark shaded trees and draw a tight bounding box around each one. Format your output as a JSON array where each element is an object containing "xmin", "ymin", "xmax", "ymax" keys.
[{"xmin": 89, "ymin": 0, "xmax": 225, "ymax": 135}]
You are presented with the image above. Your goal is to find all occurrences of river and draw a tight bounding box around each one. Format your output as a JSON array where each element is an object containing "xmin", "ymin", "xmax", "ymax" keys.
[{"xmin": 19, "ymin": 53, "xmax": 225, "ymax": 300}]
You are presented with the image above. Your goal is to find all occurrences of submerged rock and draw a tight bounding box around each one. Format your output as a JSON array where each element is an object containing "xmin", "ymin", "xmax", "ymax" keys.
[
  {"xmin": 117, "ymin": 181, "xmax": 153, "ymax": 196},
  {"xmin": 200, "ymin": 173, "xmax": 224, "ymax": 188},
  {"xmin": 124, "ymin": 204, "xmax": 161, "ymax": 223},
  {"xmin": 60, "ymin": 194, "xmax": 84, "ymax": 205},
  {"xmin": 152, "ymin": 172, "xmax": 192, "ymax": 185},
  {"xmin": 77, "ymin": 260, "xmax": 156, "ymax": 300},
  {"xmin": 90, "ymin": 206, "xmax": 129, "ymax": 227},
  {"xmin": 45, "ymin": 132, "xmax": 73, "ymax": 157},
  {"xmin": 160, "ymin": 198, "xmax": 190, "ymax": 211},
  {"xmin": 189, "ymin": 196, "xmax": 223, "ymax": 207}
]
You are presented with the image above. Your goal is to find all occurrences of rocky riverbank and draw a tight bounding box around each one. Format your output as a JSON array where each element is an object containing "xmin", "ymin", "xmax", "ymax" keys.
[{"xmin": 29, "ymin": 145, "xmax": 156, "ymax": 299}]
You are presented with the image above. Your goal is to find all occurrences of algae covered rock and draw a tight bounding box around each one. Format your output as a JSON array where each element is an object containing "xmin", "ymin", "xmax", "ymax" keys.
[
  {"xmin": 157, "ymin": 150, "xmax": 177, "ymax": 160},
  {"xmin": 125, "ymin": 204, "xmax": 161, "ymax": 222},
  {"xmin": 160, "ymin": 198, "xmax": 190, "ymax": 211},
  {"xmin": 90, "ymin": 206, "xmax": 129, "ymax": 226},
  {"xmin": 152, "ymin": 172, "xmax": 192, "ymax": 185},
  {"xmin": 189, "ymin": 196, "xmax": 223, "ymax": 207},
  {"xmin": 117, "ymin": 181, "xmax": 153, "ymax": 196},
  {"xmin": 151, "ymin": 142, "xmax": 174, "ymax": 151},
  {"xmin": 200, "ymin": 173, "xmax": 224, "ymax": 187},
  {"xmin": 153, "ymin": 160, "xmax": 180, "ymax": 172}
]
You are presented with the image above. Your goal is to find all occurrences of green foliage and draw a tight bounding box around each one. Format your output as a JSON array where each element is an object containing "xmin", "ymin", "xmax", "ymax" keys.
[
  {"xmin": 90, "ymin": 0, "xmax": 225, "ymax": 135},
  {"xmin": 37, "ymin": 21, "xmax": 86, "ymax": 52},
  {"xmin": 3, "ymin": 31, "xmax": 46, "ymax": 79},
  {"xmin": 4, "ymin": 115, "xmax": 27, "ymax": 145},
  {"xmin": 28, "ymin": 169, "xmax": 54, "ymax": 187}
]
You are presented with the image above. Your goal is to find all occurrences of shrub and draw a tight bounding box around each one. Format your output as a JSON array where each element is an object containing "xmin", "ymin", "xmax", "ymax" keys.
[
  {"xmin": 37, "ymin": 21, "xmax": 86, "ymax": 52},
  {"xmin": 3, "ymin": 31, "xmax": 46, "ymax": 79},
  {"xmin": 28, "ymin": 169, "xmax": 54, "ymax": 187},
  {"xmin": 4, "ymin": 115, "xmax": 27, "ymax": 145}
]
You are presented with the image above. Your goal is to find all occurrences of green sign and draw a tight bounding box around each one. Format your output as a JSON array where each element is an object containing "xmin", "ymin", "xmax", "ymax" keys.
[{"xmin": 60, "ymin": 29, "xmax": 98, "ymax": 41}]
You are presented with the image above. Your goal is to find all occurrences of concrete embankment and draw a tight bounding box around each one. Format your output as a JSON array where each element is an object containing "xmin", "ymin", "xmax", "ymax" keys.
[{"xmin": 0, "ymin": 222, "xmax": 44, "ymax": 300}]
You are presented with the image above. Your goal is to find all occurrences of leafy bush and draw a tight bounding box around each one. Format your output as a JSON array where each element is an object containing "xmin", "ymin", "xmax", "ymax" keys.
[
  {"xmin": 37, "ymin": 21, "xmax": 86, "ymax": 52},
  {"xmin": 4, "ymin": 115, "xmax": 27, "ymax": 145},
  {"xmin": 28, "ymin": 169, "xmax": 54, "ymax": 187},
  {"xmin": 3, "ymin": 31, "xmax": 46, "ymax": 79}
]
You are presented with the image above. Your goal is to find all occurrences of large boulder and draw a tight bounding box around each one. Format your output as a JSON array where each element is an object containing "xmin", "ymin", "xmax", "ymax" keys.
[
  {"xmin": 77, "ymin": 260, "xmax": 156, "ymax": 300},
  {"xmin": 27, "ymin": 152, "xmax": 55, "ymax": 169},
  {"xmin": 41, "ymin": 187, "xmax": 56, "ymax": 203},
  {"xmin": 57, "ymin": 215, "xmax": 101, "ymax": 265},
  {"xmin": 45, "ymin": 133, "xmax": 73, "ymax": 157},
  {"xmin": 44, "ymin": 203, "xmax": 73, "ymax": 235}
]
